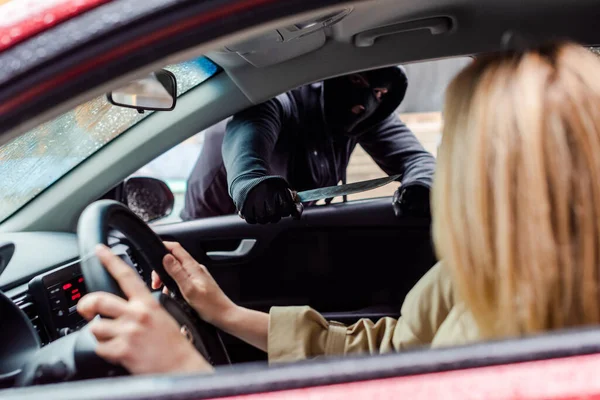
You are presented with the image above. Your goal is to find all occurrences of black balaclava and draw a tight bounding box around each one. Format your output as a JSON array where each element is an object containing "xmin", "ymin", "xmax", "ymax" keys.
[{"xmin": 323, "ymin": 68, "xmax": 394, "ymax": 136}]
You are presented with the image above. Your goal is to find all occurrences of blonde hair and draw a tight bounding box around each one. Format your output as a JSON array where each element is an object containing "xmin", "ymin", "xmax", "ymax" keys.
[{"xmin": 433, "ymin": 42, "xmax": 600, "ymax": 338}]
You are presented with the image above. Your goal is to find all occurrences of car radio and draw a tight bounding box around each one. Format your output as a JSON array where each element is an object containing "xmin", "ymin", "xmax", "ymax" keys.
[{"xmin": 29, "ymin": 261, "xmax": 88, "ymax": 341}]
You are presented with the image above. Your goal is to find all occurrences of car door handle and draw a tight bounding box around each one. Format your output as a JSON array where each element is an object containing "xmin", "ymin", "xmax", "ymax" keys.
[{"xmin": 206, "ymin": 239, "xmax": 257, "ymax": 261}]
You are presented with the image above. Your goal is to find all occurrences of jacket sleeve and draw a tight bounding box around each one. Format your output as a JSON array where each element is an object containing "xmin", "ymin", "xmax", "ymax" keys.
[
  {"xmin": 268, "ymin": 262, "xmax": 454, "ymax": 363},
  {"xmin": 222, "ymin": 95, "xmax": 293, "ymax": 210},
  {"xmin": 180, "ymin": 163, "xmax": 235, "ymax": 220},
  {"xmin": 180, "ymin": 121, "xmax": 236, "ymax": 220},
  {"xmin": 358, "ymin": 115, "xmax": 436, "ymax": 189}
]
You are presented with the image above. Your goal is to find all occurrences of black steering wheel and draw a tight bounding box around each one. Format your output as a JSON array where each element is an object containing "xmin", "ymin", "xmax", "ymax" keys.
[
  {"xmin": 16, "ymin": 201, "xmax": 229, "ymax": 386},
  {"xmin": 77, "ymin": 200, "xmax": 230, "ymax": 367}
]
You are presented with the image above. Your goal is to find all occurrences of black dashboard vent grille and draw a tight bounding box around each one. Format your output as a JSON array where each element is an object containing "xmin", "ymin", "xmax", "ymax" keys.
[
  {"xmin": 126, "ymin": 247, "xmax": 139, "ymax": 266},
  {"xmin": 125, "ymin": 247, "xmax": 145, "ymax": 280},
  {"xmin": 13, "ymin": 294, "xmax": 49, "ymax": 346}
]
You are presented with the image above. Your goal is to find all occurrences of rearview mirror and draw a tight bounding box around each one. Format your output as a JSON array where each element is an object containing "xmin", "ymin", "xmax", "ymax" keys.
[
  {"xmin": 123, "ymin": 177, "xmax": 174, "ymax": 223},
  {"xmin": 107, "ymin": 69, "xmax": 177, "ymax": 112}
]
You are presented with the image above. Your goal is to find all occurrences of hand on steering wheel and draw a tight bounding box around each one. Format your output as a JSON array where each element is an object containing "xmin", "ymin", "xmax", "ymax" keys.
[
  {"xmin": 151, "ymin": 242, "xmax": 237, "ymax": 326},
  {"xmin": 77, "ymin": 245, "xmax": 212, "ymax": 375}
]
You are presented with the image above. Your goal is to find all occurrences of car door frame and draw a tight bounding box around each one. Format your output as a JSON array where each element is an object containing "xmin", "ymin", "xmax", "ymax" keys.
[{"xmin": 4, "ymin": 326, "xmax": 600, "ymax": 399}]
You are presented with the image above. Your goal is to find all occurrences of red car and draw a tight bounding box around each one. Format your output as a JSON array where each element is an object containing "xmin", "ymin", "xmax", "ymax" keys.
[{"xmin": 2, "ymin": 0, "xmax": 600, "ymax": 399}]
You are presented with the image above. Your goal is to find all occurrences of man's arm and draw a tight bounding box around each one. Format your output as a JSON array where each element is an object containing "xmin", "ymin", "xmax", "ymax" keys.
[
  {"xmin": 222, "ymin": 96, "xmax": 290, "ymax": 210},
  {"xmin": 180, "ymin": 164, "xmax": 235, "ymax": 221},
  {"xmin": 181, "ymin": 123, "xmax": 236, "ymax": 220},
  {"xmin": 358, "ymin": 115, "xmax": 436, "ymax": 189}
]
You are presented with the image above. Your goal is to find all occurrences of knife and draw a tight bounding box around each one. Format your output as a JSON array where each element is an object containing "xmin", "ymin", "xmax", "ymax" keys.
[{"xmin": 291, "ymin": 174, "xmax": 401, "ymax": 203}]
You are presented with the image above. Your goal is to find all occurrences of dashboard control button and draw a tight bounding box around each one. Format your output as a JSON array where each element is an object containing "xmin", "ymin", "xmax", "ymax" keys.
[
  {"xmin": 59, "ymin": 327, "xmax": 73, "ymax": 337},
  {"xmin": 49, "ymin": 287, "xmax": 61, "ymax": 295}
]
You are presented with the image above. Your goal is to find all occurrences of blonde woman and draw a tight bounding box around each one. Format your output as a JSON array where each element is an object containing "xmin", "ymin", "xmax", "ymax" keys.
[{"xmin": 77, "ymin": 41, "xmax": 600, "ymax": 373}]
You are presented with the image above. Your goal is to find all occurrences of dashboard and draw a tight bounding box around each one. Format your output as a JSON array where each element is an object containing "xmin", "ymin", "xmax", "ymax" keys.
[
  {"xmin": 0, "ymin": 232, "xmax": 139, "ymax": 347},
  {"xmin": 29, "ymin": 261, "xmax": 89, "ymax": 340}
]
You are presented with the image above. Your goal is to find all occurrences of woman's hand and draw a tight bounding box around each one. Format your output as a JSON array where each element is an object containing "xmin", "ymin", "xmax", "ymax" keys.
[
  {"xmin": 151, "ymin": 242, "xmax": 237, "ymax": 326},
  {"xmin": 77, "ymin": 245, "xmax": 212, "ymax": 375},
  {"xmin": 153, "ymin": 242, "xmax": 269, "ymax": 352}
]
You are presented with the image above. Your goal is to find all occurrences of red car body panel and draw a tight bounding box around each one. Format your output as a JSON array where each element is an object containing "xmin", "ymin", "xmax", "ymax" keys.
[
  {"xmin": 214, "ymin": 354, "xmax": 600, "ymax": 400},
  {"xmin": 0, "ymin": 0, "xmax": 112, "ymax": 52},
  {"xmin": 0, "ymin": 0, "xmax": 276, "ymax": 115}
]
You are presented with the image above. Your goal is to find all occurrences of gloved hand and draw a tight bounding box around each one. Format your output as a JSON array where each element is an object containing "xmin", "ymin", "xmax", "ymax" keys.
[
  {"xmin": 392, "ymin": 185, "xmax": 431, "ymax": 218},
  {"xmin": 239, "ymin": 179, "xmax": 303, "ymax": 224}
]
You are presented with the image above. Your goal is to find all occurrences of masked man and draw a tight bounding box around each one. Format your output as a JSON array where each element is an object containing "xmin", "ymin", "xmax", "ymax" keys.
[{"xmin": 182, "ymin": 67, "xmax": 436, "ymax": 224}]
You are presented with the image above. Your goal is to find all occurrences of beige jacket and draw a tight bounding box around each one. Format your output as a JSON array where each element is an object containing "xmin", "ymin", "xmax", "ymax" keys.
[{"xmin": 267, "ymin": 262, "xmax": 480, "ymax": 363}]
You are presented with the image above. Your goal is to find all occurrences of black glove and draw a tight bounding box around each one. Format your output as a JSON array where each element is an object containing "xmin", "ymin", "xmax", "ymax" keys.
[
  {"xmin": 392, "ymin": 185, "xmax": 431, "ymax": 218},
  {"xmin": 239, "ymin": 179, "xmax": 303, "ymax": 224}
]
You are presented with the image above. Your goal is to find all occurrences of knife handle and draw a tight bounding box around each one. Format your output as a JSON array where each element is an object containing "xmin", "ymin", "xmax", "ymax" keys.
[
  {"xmin": 287, "ymin": 189, "xmax": 303, "ymax": 220},
  {"xmin": 289, "ymin": 189, "xmax": 300, "ymax": 204}
]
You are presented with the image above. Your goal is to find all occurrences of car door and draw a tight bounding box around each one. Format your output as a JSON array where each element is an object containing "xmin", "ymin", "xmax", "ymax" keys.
[
  {"xmin": 154, "ymin": 198, "xmax": 436, "ymax": 362},
  {"xmin": 134, "ymin": 134, "xmax": 440, "ymax": 363},
  {"xmin": 5, "ymin": 322, "xmax": 600, "ymax": 400},
  {"xmin": 126, "ymin": 130, "xmax": 437, "ymax": 363}
]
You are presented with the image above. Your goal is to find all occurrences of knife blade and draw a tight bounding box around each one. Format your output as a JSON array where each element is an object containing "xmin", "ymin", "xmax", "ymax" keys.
[{"xmin": 292, "ymin": 174, "xmax": 401, "ymax": 203}]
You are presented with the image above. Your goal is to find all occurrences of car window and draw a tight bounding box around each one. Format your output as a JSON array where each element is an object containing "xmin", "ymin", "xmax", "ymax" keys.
[
  {"xmin": 129, "ymin": 131, "xmax": 206, "ymax": 225},
  {"xmin": 131, "ymin": 57, "xmax": 472, "ymax": 223},
  {"xmin": 0, "ymin": 57, "xmax": 219, "ymax": 223},
  {"xmin": 344, "ymin": 57, "xmax": 472, "ymax": 202}
]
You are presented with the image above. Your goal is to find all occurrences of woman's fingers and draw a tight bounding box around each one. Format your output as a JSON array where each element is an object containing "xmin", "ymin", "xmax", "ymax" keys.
[
  {"xmin": 151, "ymin": 270, "xmax": 170, "ymax": 296},
  {"xmin": 89, "ymin": 318, "xmax": 120, "ymax": 341},
  {"xmin": 95, "ymin": 245, "xmax": 151, "ymax": 300},
  {"xmin": 153, "ymin": 268, "xmax": 170, "ymax": 295},
  {"xmin": 161, "ymin": 242, "xmax": 222, "ymax": 317},
  {"xmin": 163, "ymin": 241, "xmax": 195, "ymax": 265},
  {"xmin": 77, "ymin": 292, "xmax": 129, "ymax": 321},
  {"xmin": 162, "ymin": 253, "xmax": 191, "ymax": 284},
  {"xmin": 163, "ymin": 241, "xmax": 208, "ymax": 277},
  {"xmin": 95, "ymin": 337, "xmax": 129, "ymax": 365},
  {"xmin": 77, "ymin": 243, "xmax": 213, "ymax": 375},
  {"xmin": 151, "ymin": 270, "xmax": 162, "ymax": 290}
]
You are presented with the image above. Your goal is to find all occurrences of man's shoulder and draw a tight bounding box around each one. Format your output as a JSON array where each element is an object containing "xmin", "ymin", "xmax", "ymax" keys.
[{"xmin": 287, "ymin": 82, "xmax": 323, "ymax": 106}]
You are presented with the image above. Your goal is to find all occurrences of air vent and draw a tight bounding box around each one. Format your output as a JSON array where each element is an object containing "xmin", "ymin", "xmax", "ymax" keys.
[
  {"xmin": 124, "ymin": 247, "xmax": 151, "ymax": 285},
  {"xmin": 125, "ymin": 247, "xmax": 142, "ymax": 274},
  {"xmin": 13, "ymin": 293, "xmax": 49, "ymax": 346}
]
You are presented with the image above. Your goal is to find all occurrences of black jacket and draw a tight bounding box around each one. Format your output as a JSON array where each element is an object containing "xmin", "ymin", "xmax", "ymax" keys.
[{"xmin": 181, "ymin": 68, "xmax": 436, "ymax": 220}]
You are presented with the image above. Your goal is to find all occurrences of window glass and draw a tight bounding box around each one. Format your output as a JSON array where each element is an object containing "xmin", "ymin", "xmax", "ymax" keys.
[
  {"xmin": 344, "ymin": 57, "xmax": 472, "ymax": 201},
  {"xmin": 0, "ymin": 57, "xmax": 219, "ymax": 222},
  {"xmin": 130, "ymin": 131, "xmax": 206, "ymax": 225},
  {"xmin": 131, "ymin": 57, "xmax": 472, "ymax": 221},
  {"xmin": 346, "ymin": 49, "xmax": 600, "ymax": 201}
]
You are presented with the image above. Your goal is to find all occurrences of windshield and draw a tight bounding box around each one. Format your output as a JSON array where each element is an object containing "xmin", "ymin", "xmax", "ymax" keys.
[{"xmin": 0, "ymin": 56, "xmax": 219, "ymax": 223}]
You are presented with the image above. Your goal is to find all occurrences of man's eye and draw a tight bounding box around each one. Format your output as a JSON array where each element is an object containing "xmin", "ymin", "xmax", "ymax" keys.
[{"xmin": 374, "ymin": 88, "xmax": 388, "ymax": 100}]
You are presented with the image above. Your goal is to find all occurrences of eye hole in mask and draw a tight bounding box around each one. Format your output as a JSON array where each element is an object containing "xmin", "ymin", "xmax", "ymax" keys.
[
  {"xmin": 324, "ymin": 73, "xmax": 390, "ymax": 135},
  {"xmin": 347, "ymin": 74, "xmax": 389, "ymax": 101},
  {"xmin": 373, "ymin": 87, "xmax": 389, "ymax": 101}
]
